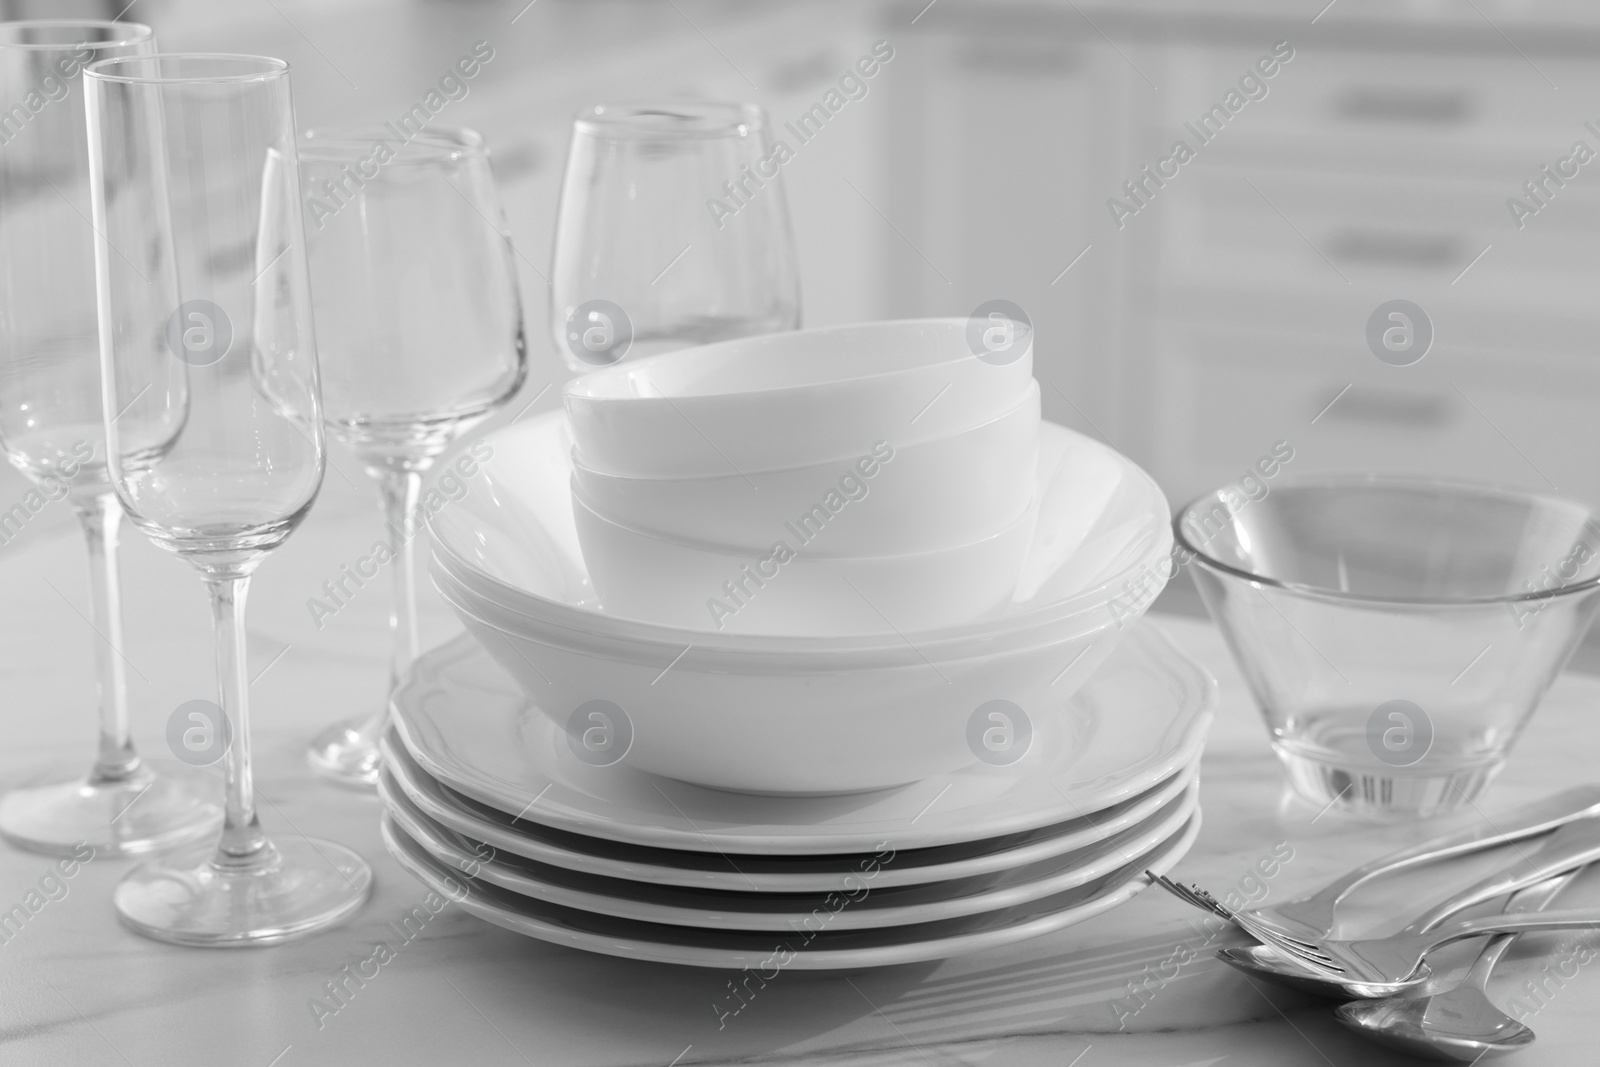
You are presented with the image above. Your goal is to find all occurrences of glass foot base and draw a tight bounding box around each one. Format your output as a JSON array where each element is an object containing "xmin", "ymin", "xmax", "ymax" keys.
[
  {"xmin": 1277, "ymin": 748, "xmax": 1503, "ymax": 820},
  {"xmin": 0, "ymin": 765, "xmax": 223, "ymax": 857},
  {"xmin": 306, "ymin": 715, "xmax": 384, "ymax": 788},
  {"xmin": 115, "ymin": 837, "xmax": 373, "ymax": 947}
]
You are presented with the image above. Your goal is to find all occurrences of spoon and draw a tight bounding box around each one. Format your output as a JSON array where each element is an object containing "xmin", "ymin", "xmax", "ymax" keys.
[{"xmin": 1332, "ymin": 872, "xmax": 1576, "ymax": 1061}]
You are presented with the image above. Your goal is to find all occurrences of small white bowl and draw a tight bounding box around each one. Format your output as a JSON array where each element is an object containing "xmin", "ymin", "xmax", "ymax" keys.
[
  {"xmin": 563, "ymin": 319, "xmax": 1033, "ymax": 478},
  {"xmin": 571, "ymin": 381, "xmax": 1040, "ymax": 557},
  {"xmin": 570, "ymin": 488, "xmax": 1037, "ymax": 635},
  {"xmin": 425, "ymin": 412, "xmax": 1175, "ymax": 793}
]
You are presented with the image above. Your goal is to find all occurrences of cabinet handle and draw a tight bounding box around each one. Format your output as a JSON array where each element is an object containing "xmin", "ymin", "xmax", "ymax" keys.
[
  {"xmin": 1320, "ymin": 386, "xmax": 1453, "ymax": 427},
  {"xmin": 1326, "ymin": 228, "xmax": 1461, "ymax": 270},
  {"xmin": 958, "ymin": 43, "xmax": 1087, "ymax": 75},
  {"xmin": 1335, "ymin": 87, "xmax": 1474, "ymax": 125}
]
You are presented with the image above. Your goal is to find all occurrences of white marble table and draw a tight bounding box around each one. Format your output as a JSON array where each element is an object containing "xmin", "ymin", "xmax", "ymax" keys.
[{"xmin": 2, "ymin": 478, "xmax": 1599, "ymax": 1067}]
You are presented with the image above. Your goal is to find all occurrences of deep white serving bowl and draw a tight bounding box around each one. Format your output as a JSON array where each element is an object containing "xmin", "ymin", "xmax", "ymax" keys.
[
  {"xmin": 571, "ymin": 381, "xmax": 1040, "ymax": 557},
  {"xmin": 563, "ymin": 319, "xmax": 1034, "ymax": 478},
  {"xmin": 426, "ymin": 411, "xmax": 1174, "ymax": 794}
]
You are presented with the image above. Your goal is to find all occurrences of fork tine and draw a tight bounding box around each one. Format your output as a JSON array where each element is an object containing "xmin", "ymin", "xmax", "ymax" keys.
[
  {"xmin": 1237, "ymin": 922, "xmax": 1348, "ymax": 974},
  {"xmin": 1147, "ymin": 871, "xmax": 1198, "ymax": 903},
  {"xmin": 1146, "ymin": 871, "xmax": 1237, "ymax": 920}
]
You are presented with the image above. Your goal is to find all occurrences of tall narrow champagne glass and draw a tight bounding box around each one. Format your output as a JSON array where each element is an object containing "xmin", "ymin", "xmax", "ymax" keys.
[
  {"xmin": 86, "ymin": 54, "xmax": 371, "ymax": 945},
  {"xmin": 550, "ymin": 101, "xmax": 800, "ymax": 370},
  {"xmin": 299, "ymin": 126, "xmax": 526, "ymax": 787},
  {"xmin": 0, "ymin": 20, "xmax": 221, "ymax": 856}
]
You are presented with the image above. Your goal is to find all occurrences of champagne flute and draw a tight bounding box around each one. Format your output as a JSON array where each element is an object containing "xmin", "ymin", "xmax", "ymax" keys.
[
  {"xmin": 550, "ymin": 101, "xmax": 800, "ymax": 370},
  {"xmin": 298, "ymin": 125, "xmax": 526, "ymax": 787},
  {"xmin": 86, "ymin": 53, "xmax": 371, "ymax": 945},
  {"xmin": 0, "ymin": 19, "xmax": 221, "ymax": 856}
]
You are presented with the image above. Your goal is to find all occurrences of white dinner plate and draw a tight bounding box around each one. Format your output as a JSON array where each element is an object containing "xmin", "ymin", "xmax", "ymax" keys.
[
  {"xmin": 390, "ymin": 621, "xmax": 1215, "ymax": 854},
  {"xmin": 382, "ymin": 766, "xmax": 1198, "ymax": 931},
  {"xmin": 379, "ymin": 731, "xmax": 1199, "ymax": 892},
  {"xmin": 381, "ymin": 808, "xmax": 1201, "ymax": 970}
]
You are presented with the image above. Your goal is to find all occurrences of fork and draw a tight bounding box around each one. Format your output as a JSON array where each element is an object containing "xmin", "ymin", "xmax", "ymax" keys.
[
  {"xmin": 1150, "ymin": 784, "xmax": 1600, "ymax": 941},
  {"xmin": 1272, "ymin": 905, "xmax": 1600, "ymax": 994},
  {"xmin": 1197, "ymin": 815, "xmax": 1600, "ymax": 983}
]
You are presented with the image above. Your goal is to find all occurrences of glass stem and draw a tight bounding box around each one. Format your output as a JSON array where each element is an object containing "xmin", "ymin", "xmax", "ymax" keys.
[
  {"xmin": 78, "ymin": 492, "xmax": 139, "ymax": 784},
  {"xmin": 206, "ymin": 572, "xmax": 268, "ymax": 863},
  {"xmin": 374, "ymin": 464, "xmax": 425, "ymax": 729}
]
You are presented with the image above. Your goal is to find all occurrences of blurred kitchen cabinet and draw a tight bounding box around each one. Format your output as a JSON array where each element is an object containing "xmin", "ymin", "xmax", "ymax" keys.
[
  {"xmin": 883, "ymin": 8, "xmax": 1139, "ymax": 453},
  {"xmin": 1149, "ymin": 36, "xmax": 1600, "ymax": 505},
  {"xmin": 885, "ymin": 5, "xmax": 1600, "ymax": 507}
]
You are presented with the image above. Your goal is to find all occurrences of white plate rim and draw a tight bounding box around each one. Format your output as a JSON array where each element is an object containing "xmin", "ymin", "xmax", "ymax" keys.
[
  {"xmin": 380, "ymin": 809, "xmax": 1202, "ymax": 971},
  {"xmin": 379, "ymin": 731, "xmax": 1200, "ymax": 891},
  {"xmin": 383, "ymin": 771, "xmax": 1198, "ymax": 931},
  {"xmin": 390, "ymin": 620, "xmax": 1216, "ymax": 853}
]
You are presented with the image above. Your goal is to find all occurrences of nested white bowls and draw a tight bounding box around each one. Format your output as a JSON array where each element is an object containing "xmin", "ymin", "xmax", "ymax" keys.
[
  {"xmin": 427, "ymin": 411, "xmax": 1174, "ymax": 794},
  {"xmin": 563, "ymin": 319, "xmax": 1034, "ymax": 478},
  {"xmin": 571, "ymin": 488, "xmax": 1039, "ymax": 634},
  {"xmin": 571, "ymin": 382, "xmax": 1041, "ymax": 557}
]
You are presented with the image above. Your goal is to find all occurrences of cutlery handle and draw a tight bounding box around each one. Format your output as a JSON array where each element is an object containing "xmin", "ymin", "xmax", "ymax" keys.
[
  {"xmin": 1312, "ymin": 785, "xmax": 1600, "ymax": 910},
  {"xmin": 1406, "ymin": 815, "xmax": 1600, "ymax": 933},
  {"xmin": 1436, "ymin": 905, "xmax": 1600, "ymax": 946},
  {"xmin": 1463, "ymin": 871, "xmax": 1581, "ymax": 988}
]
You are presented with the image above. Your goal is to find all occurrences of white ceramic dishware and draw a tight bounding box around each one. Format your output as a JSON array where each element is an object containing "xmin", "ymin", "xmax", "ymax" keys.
[
  {"xmin": 387, "ymin": 623, "xmax": 1214, "ymax": 846},
  {"xmin": 381, "ymin": 809, "xmax": 1201, "ymax": 969},
  {"xmin": 570, "ymin": 381, "xmax": 1040, "ymax": 556},
  {"xmin": 382, "ymin": 768, "xmax": 1198, "ymax": 931},
  {"xmin": 563, "ymin": 319, "xmax": 1034, "ymax": 478},
  {"xmin": 570, "ymin": 487, "xmax": 1039, "ymax": 633},
  {"xmin": 378, "ymin": 729, "xmax": 1200, "ymax": 891},
  {"xmin": 424, "ymin": 410, "xmax": 1174, "ymax": 792}
]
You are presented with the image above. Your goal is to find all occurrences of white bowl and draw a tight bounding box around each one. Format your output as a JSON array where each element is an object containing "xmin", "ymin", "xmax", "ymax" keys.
[
  {"xmin": 425, "ymin": 411, "xmax": 1174, "ymax": 793},
  {"xmin": 563, "ymin": 319, "xmax": 1034, "ymax": 478},
  {"xmin": 571, "ymin": 487, "xmax": 1038, "ymax": 635},
  {"xmin": 571, "ymin": 381, "xmax": 1040, "ymax": 557}
]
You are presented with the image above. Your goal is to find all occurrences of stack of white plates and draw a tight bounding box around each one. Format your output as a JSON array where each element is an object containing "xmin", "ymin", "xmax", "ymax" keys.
[{"xmin": 379, "ymin": 623, "xmax": 1213, "ymax": 970}]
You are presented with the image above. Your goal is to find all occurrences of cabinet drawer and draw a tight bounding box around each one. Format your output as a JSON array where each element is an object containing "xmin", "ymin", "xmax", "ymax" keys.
[
  {"xmin": 1162, "ymin": 165, "xmax": 1600, "ymax": 303},
  {"xmin": 1166, "ymin": 45, "xmax": 1600, "ymax": 154},
  {"xmin": 1150, "ymin": 328, "xmax": 1600, "ymax": 507}
]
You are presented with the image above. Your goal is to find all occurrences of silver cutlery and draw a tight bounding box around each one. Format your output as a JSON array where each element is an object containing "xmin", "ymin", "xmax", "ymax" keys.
[
  {"xmin": 1214, "ymin": 866, "xmax": 1582, "ymax": 999},
  {"xmin": 1150, "ymin": 784, "xmax": 1600, "ymax": 942},
  {"xmin": 1332, "ymin": 872, "xmax": 1576, "ymax": 1060},
  {"xmin": 1180, "ymin": 815, "xmax": 1600, "ymax": 991}
]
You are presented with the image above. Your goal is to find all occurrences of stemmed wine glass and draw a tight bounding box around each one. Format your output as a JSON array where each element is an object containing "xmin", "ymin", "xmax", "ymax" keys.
[
  {"xmin": 86, "ymin": 54, "xmax": 371, "ymax": 944},
  {"xmin": 0, "ymin": 19, "xmax": 221, "ymax": 856},
  {"xmin": 298, "ymin": 125, "xmax": 526, "ymax": 787},
  {"xmin": 550, "ymin": 101, "xmax": 800, "ymax": 370}
]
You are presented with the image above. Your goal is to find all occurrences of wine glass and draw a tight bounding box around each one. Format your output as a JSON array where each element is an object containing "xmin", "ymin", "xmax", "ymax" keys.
[
  {"xmin": 0, "ymin": 19, "xmax": 222, "ymax": 857},
  {"xmin": 298, "ymin": 125, "xmax": 527, "ymax": 787},
  {"xmin": 550, "ymin": 101, "xmax": 800, "ymax": 370},
  {"xmin": 85, "ymin": 53, "xmax": 371, "ymax": 945}
]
